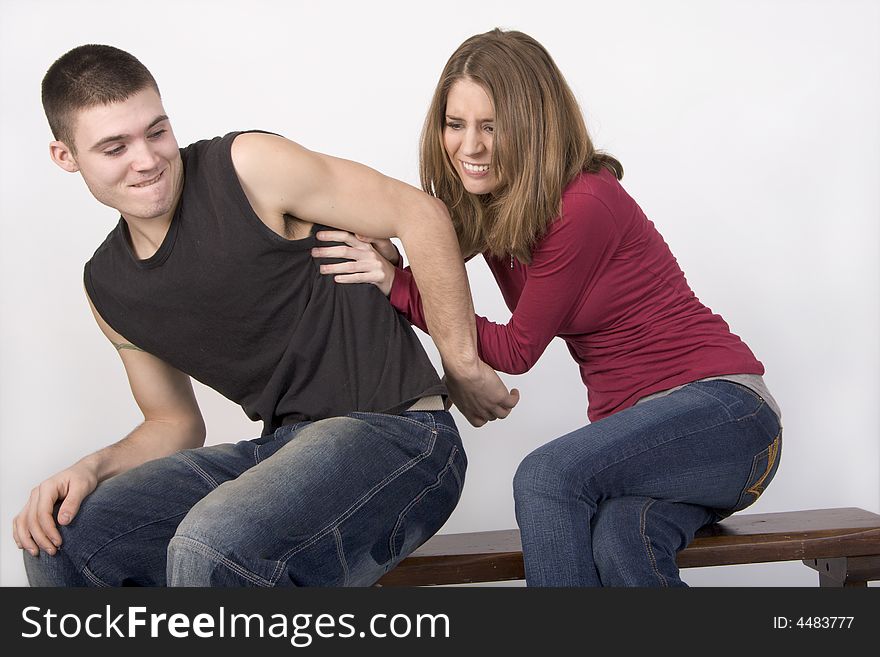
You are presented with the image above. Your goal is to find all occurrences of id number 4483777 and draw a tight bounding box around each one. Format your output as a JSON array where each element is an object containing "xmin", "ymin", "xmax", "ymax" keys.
[{"xmin": 773, "ymin": 616, "xmax": 854, "ymax": 629}]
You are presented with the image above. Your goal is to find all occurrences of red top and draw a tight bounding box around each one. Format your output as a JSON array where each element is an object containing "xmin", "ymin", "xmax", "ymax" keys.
[{"xmin": 390, "ymin": 168, "xmax": 764, "ymax": 421}]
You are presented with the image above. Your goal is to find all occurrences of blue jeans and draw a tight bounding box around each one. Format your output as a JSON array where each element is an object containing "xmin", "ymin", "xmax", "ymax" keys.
[
  {"xmin": 24, "ymin": 410, "xmax": 465, "ymax": 586},
  {"xmin": 513, "ymin": 380, "xmax": 781, "ymax": 586}
]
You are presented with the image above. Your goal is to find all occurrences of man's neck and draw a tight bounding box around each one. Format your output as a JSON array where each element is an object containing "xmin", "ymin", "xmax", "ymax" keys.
[
  {"xmin": 123, "ymin": 213, "xmax": 175, "ymax": 260},
  {"xmin": 122, "ymin": 167, "xmax": 184, "ymax": 260}
]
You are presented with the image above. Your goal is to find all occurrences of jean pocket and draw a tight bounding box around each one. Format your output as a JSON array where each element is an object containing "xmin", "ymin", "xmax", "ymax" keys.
[{"xmin": 730, "ymin": 432, "xmax": 782, "ymax": 513}]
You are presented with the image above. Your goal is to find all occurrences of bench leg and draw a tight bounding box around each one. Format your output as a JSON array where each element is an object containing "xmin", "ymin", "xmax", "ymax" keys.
[{"xmin": 802, "ymin": 556, "xmax": 880, "ymax": 587}]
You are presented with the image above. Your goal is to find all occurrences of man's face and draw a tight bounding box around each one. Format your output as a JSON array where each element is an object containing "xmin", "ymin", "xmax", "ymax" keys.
[{"xmin": 51, "ymin": 87, "xmax": 183, "ymax": 224}]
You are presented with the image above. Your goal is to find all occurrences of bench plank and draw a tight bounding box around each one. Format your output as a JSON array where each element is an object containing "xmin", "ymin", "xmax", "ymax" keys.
[{"xmin": 377, "ymin": 507, "xmax": 880, "ymax": 586}]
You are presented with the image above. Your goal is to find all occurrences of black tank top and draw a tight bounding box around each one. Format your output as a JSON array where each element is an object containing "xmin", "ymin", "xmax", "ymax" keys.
[{"xmin": 85, "ymin": 132, "xmax": 446, "ymax": 434}]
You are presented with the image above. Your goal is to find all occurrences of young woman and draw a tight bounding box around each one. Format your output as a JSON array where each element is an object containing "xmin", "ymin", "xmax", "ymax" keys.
[{"xmin": 312, "ymin": 29, "xmax": 782, "ymax": 586}]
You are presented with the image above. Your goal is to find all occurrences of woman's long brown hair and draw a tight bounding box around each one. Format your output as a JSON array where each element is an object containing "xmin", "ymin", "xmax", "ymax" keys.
[{"xmin": 420, "ymin": 29, "xmax": 623, "ymax": 263}]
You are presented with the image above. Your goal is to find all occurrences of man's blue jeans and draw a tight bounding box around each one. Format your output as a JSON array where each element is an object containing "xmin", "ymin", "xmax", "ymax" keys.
[
  {"xmin": 24, "ymin": 410, "xmax": 465, "ymax": 586},
  {"xmin": 513, "ymin": 380, "xmax": 782, "ymax": 586}
]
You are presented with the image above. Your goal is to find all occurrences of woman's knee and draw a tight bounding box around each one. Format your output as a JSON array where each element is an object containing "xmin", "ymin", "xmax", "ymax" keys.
[{"xmin": 513, "ymin": 446, "xmax": 579, "ymax": 505}]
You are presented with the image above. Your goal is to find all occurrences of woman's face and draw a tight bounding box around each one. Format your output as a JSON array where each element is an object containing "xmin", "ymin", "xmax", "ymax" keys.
[{"xmin": 443, "ymin": 79, "xmax": 498, "ymax": 195}]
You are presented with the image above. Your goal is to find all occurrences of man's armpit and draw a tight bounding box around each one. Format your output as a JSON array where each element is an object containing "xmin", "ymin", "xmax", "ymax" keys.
[{"xmin": 111, "ymin": 340, "xmax": 144, "ymax": 352}]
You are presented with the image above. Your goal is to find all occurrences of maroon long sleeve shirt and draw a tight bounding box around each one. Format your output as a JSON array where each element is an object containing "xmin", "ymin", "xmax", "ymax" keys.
[{"xmin": 390, "ymin": 168, "xmax": 763, "ymax": 421}]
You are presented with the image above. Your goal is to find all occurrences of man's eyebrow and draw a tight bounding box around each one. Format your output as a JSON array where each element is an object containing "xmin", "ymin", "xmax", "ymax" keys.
[{"xmin": 90, "ymin": 115, "xmax": 170, "ymax": 150}]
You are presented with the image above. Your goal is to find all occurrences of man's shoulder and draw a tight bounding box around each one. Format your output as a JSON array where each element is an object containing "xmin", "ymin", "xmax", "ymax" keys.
[
  {"xmin": 182, "ymin": 132, "xmax": 239, "ymax": 162},
  {"xmin": 183, "ymin": 131, "xmax": 284, "ymax": 173}
]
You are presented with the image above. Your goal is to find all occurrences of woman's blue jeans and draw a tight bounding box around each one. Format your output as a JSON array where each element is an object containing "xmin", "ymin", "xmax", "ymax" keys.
[
  {"xmin": 513, "ymin": 380, "xmax": 782, "ymax": 587},
  {"xmin": 24, "ymin": 410, "xmax": 465, "ymax": 586}
]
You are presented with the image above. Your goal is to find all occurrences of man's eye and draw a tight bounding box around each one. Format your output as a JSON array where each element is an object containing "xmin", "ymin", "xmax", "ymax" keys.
[
  {"xmin": 148, "ymin": 129, "xmax": 166, "ymax": 139},
  {"xmin": 104, "ymin": 146, "xmax": 124, "ymax": 156}
]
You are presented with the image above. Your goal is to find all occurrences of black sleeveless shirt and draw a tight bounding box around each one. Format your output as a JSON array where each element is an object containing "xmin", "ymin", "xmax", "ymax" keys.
[{"xmin": 85, "ymin": 132, "xmax": 446, "ymax": 434}]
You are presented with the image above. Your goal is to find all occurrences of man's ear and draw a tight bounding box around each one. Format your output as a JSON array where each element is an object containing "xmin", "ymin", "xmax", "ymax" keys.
[{"xmin": 49, "ymin": 140, "xmax": 79, "ymax": 173}]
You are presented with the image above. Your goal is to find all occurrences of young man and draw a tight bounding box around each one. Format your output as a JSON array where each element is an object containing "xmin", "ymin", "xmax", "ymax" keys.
[{"xmin": 13, "ymin": 45, "xmax": 518, "ymax": 586}]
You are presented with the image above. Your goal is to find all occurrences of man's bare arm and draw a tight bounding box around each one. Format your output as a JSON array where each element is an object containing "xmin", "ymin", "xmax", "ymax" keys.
[
  {"xmin": 231, "ymin": 132, "xmax": 519, "ymax": 424},
  {"xmin": 12, "ymin": 294, "xmax": 205, "ymax": 556}
]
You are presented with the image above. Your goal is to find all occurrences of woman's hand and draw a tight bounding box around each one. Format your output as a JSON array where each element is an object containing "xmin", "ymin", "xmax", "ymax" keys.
[{"xmin": 311, "ymin": 230, "xmax": 399, "ymax": 296}]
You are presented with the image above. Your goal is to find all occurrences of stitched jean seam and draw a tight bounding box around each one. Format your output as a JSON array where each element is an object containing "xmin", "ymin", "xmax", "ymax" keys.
[
  {"xmin": 333, "ymin": 528, "xmax": 350, "ymax": 586},
  {"xmin": 177, "ymin": 452, "xmax": 222, "ymax": 489},
  {"xmin": 687, "ymin": 382, "xmax": 766, "ymax": 422},
  {"xmin": 733, "ymin": 433, "xmax": 781, "ymax": 511},
  {"xmin": 81, "ymin": 564, "xmax": 111, "ymax": 587},
  {"xmin": 639, "ymin": 499, "xmax": 667, "ymax": 587},
  {"xmin": 388, "ymin": 445, "xmax": 462, "ymax": 560},
  {"xmin": 80, "ymin": 510, "xmax": 189, "ymax": 575},
  {"xmin": 169, "ymin": 535, "xmax": 274, "ymax": 587},
  {"xmin": 349, "ymin": 410, "xmax": 439, "ymax": 434},
  {"xmin": 450, "ymin": 452, "xmax": 465, "ymax": 494},
  {"xmin": 747, "ymin": 434, "xmax": 780, "ymax": 497}
]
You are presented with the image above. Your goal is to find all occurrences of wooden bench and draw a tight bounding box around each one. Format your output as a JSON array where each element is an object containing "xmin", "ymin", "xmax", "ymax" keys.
[{"xmin": 378, "ymin": 507, "xmax": 880, "ymax": 587}]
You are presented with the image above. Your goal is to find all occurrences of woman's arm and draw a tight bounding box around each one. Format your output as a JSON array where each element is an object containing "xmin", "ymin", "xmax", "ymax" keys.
[{"xmin": 318, "ymin": 193, "xmax": 621, "ymax": 376}]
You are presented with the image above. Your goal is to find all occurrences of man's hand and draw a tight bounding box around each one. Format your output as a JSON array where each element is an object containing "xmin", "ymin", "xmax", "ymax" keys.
[
  {"xmin": 445, "ymin": 361, "xmax": 520, "ymax": 427},
  {"xmin": 12, "ymin": 461, "xmax": 99, "ymax": 557}
]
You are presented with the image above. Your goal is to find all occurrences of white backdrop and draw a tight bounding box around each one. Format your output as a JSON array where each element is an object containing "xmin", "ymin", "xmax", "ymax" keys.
[{"xmin": 1, "ymin": 0, "xmax": 878, "ymax": 587}]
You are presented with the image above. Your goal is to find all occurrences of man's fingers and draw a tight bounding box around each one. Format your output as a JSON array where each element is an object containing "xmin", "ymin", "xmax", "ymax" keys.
[
  {"xmin": 474, "ymin": 389, "xmax": 519, "ymax": 423},
  {"xmin": 36, "ymin": 511, "xmax": 62, "ymax": 550},
  {"xmin": 57, "ymin": 483, "xmax": 88, "ymax": 528},
  {"xmin": 25, "ymin": 506, "xmax": 56, "ymax": 555},
  {"xmin": 36, "ymin": 481, "xmax": 66, "ymax": 546},
  {"xmin": 493, "ymin": 406, "xmax": 512, "ymax": 420},
  {"xmin": 16, "ymin": 498, "xmax": 41, "ymax": 556},
  {"xmin": 454, "ymin": 403, "xmax": 487, "ymax": 427},
  {"xmin": 15, "ymin": 523, "xmax": 39, "ymax": 557},
  {"xmin": 12, "ymin": 514, "xmax": 27, "ymax": 551},
  {"xmin": 504, "ymin": 388, "xmax": 520, "ymax": 409}
]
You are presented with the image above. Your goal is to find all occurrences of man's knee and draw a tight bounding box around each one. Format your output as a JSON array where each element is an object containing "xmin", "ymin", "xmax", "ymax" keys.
[
  {"xmin": 167, "ymin": 498, "xmax": 269, "ymax": 586},
  {"xmin": 23, "ymin": 543, "xmax": 91, "ymax": 587}
]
